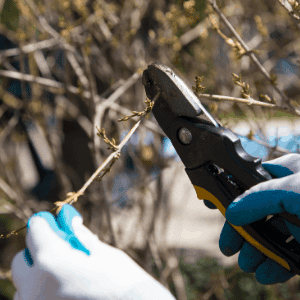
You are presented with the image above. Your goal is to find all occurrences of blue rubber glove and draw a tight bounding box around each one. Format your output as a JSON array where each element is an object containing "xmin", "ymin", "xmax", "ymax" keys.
[
  {"xmin": 12, "ymin": 204, "xmax": 175, "ymax": 300},
  {"xmin": 220, "ymin": 153, "xmax": 300, "ymax": 284}
]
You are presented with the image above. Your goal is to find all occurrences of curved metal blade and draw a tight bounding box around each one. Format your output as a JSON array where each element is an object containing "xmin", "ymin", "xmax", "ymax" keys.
[{"xmin": 143, "ymin": 63, "xmax": 219, "ymax": 127}]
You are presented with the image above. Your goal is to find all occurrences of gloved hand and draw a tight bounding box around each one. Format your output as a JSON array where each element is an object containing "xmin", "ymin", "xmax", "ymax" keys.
[
  {"xmin": 12, "ymin": 204, "xmax": 176, "ymax": 300},
  {"xmin": 216, "ymin": 153, "xmax": 300, "ymax": 284}
]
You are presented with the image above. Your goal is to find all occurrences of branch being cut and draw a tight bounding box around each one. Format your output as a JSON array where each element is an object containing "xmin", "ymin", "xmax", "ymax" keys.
[
  {"xmin": 0, "ymin": 92, "xmax": 160, "ymax": 238},
  {"xmin": 54, "ymin": 92, "xmax": 160, "ymax": 211}
]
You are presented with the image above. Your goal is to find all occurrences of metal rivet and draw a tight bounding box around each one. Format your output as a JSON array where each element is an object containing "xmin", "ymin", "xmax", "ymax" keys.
[
  {"xmin": 178, "ymin": 127, "xmax": 192, "ymax": 145},
  {"xmin": 208, "ymin": 164, "xmax": 220, "ymax": 175}
]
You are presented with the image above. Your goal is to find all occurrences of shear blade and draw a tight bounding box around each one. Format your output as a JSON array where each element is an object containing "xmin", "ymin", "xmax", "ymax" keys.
[
  {"xmin": 143, "ymin": 63, "xmax": 219, "ymax": 127},
  {"xmin": 143, "ymin": 63, "xmax": 203, "ymax": 118}
]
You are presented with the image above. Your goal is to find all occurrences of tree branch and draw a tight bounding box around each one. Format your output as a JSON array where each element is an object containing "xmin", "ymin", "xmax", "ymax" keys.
[
  {"xmin": 208, "ymin": 0, "xmax": 298, "ymax": 113},
  {"xmin": 197, "ymin": 93, "xmax": 300, "ymax": 115}
]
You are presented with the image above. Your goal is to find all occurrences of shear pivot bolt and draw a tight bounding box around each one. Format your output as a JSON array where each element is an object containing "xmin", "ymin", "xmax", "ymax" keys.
[{"xmin": 178, "ymin": 127, "xmax": 192, "ymax": 145}]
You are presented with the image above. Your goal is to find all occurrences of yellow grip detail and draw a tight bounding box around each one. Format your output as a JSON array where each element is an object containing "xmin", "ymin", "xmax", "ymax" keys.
[{"xmin": 193, "ymin": 185, "xmax": 291, "ymax": 271}]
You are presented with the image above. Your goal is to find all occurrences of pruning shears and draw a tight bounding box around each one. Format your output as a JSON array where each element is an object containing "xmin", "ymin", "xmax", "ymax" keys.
[{"xmin": 142, "ymin": 63, "xmax": 300, "ymax": 275}]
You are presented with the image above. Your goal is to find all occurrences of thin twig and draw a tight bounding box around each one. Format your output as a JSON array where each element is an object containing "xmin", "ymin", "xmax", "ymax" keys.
[
  {"xmin": 0, "ymin": 177, "xmax": 20, "ymax": 203},
  {"xmin": 117, "ymin": 98, "xmax": 154, "ymax": 122},
  {"xmin": 197, "ymin": 93, "xmax": 300, "ymax": 115},
  {"xmin": 208, "ymin": 0, "xmax": 297, "ymax": 113},
  {"xmin": 277, "ymin": 0, "xmax": 300, "ymax": 29},
  {"xmin": 22, "ymin": 0, "xmax": 77, "ymax": 57},
  {"xmin": 33, "ymin": 49, "xmax": 52, "ymax": 79},
  {"xmin": 96, "ymin": 127, "xmax": 119, "ymax": 151},
  {"xmin": 81, "ymin": 42, "xmax": 98, "ymax": 113},
  {"xmin": 0, "ymin": 114, "xmax": 19, "ymax": 146},
  {"xmin": 179, "ymin": 19, "xmax": 209, "ymax": 46},
  {"xmin": 93, "ymin": 72, "xmax": 141, "ymax": 165},
  {"xmin": 57, "ymin": 95, "xmax": 93, "ymax": 137},
  {"xmin": 0, "ymin": 92, "xmax": 159, "ymax": 238},
  {"xmin": 0, "ymin": 177, "xmax": 33, "ymax": 237},
  {"xmin": 0, "ymin": 0, "xmax": 5, "ymax": 15},
  {"xmin": 95, "ymin": 72, "xmax": 141, "ymax": 106},
  {"xmin": 66, "ymin": 51, "xmax": 89, "ymax": 89},
  {"xmin": 0, "ymin": 38, "xmax": 61, "ymax": 59},
  {"xmin": 0, "ymin": 70, "xmax": 142, "ymax": 109},
  {"xmin": 250, "ymin": 136, "xmax": 292, "ymax": 155},
  {"xmin": 56, "ymin": 91, "xmax": 160, "ymax": 210},
  {"xmin": 0, "ymin": 70, "xmax": 161, "ymax": 138},
  {"xmin": 0, "ymin": 69, "xmax": 64, "ymax": 90},
  {"xmin": 168, "ymin": 250, "xmax": 188, "ymax": 300},
  {"xmin": 0, "ymin": 104, "xmax": 8, "ymax": 119},
  {"xmin": 0, "ymin": 69, "xmax": 89, "ymax": 97},
  {"xmin": 54, "ymin": 95, "xmax": 159, "ymax": 211}
]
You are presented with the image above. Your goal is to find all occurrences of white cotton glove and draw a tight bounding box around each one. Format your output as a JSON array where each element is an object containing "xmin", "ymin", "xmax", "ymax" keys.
[{"xmin": 11, "ymin": 204, "xmax": 176, "ymax": 300}]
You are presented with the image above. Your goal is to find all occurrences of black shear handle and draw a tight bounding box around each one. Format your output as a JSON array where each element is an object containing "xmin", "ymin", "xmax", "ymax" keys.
[
  {"xmin": 186, "ymin": 163, "xmax": 300, "ymax": 275},
  {"xmin": 185, "ymin": 121, "xmax": 300, "ymax": 275},
  {"xmin": 143, "ymin": 62, "xmax": 300, "ymax": 274},
  {"xmin": 151, "ymin": 93, "xmax": 300, "ymax": 274}
]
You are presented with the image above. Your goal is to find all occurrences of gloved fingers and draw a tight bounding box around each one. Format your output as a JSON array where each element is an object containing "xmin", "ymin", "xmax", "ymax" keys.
[
  {"xmin": 56, "ymin": 204, "xmax": 82, "ymax": 234},
  {"xmin": 55, "ymin": 204, "xmax": 90, "ymax": 255},
  {"xmin": 26, "ymin": 213, "xmax": 73, "ymax": 258},
  {"xmin": 262, "ymin": 153, "xmax": 300, "ymax": 176},
  {"xmin": 233, "ymin": 171, "xmax": 300, "ymax": 203},
  {"xmin": 71, "ymin": 216, "xmax": 122, "ymax": 256},
  {"xmin": 262, "ymin": 163, "xmax": 293, "ymax": 178},
  {"xmin": 219, "ymin": 221, "xmax": 244, "ymax": 256},
  {"xmin": 11, "ymin": 250, "xmax": 30, "ymax": 288},
  {"xmin": 70, "ymin": 215, "xmax": 105, "ymax": 252},
  {"xmin": 255, "ymin": 258, "xmax": 294, "ymax": 284},
  {"xmin": 203, "ymin": 200, "xmax": 217, "ymax": 209},
  {"xmin": 238, "ymin": 241, "xmax": 266, "ymax": 273},
  {"xmin": 226, "ymin": 187, "xmax": 300, "ymax": 226}
]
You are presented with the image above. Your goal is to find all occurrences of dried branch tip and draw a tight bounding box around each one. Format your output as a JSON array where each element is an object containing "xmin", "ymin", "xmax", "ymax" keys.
[
  {"xmin": 208, "ymin": 13, "xmax": 247, "ymax": 59},
  {"xmin": 192, "ymin": 76, "xmax": 205, "ymax": 93},
  {"xmin": 232, "ymin": 73, "xmax": 251, "ymax": 99},
  {"xmin": 247, "ymin": 129, "xmax": 255, "ymax": 140},
  {"xmin": 0, "ymin": 227, "xmax": 26, "ymax": 239},
  {"xmin": 96, "ymin": 127, "xmax": 119, "ymax": 151},
  {"xmin": 260, "ymin": 94, "xmax": 274, "ymax": 103},
  {"xmin": 117, "ymin": 97, "xmax": 154, "ymax": 122}
]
